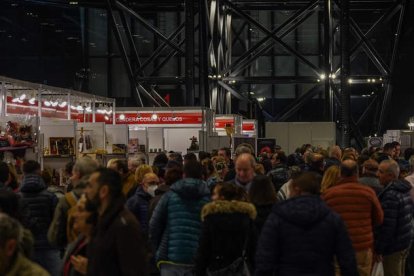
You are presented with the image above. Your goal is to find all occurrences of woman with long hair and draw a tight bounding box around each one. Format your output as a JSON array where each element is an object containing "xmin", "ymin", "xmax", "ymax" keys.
[
  {"xmin": 320, "ymin": 165, "xmax": 340, "ymax": 194},
  {"xmin": 249, "ymin": 175, "xmax": 277, "ymax": 233}
]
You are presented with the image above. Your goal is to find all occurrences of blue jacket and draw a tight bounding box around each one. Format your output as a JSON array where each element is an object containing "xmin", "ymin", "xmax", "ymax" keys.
[
  {"xmin": 255, "ymin": 195, "xmax": 358, "ymax": 276},
  {"xmin": 126, "ymin": 186, "xmax": 152, "ymax": 234},
  {"xmin": 375, "ymin": 180, "xmax": 413, "ymax": 255},
  {"xmin": 149, "ymin": 178, "xmax": 210, "ymax": 265},
  {"xmin": 19, "ymin": 174, "xmax": 58, "ymax": 249}
]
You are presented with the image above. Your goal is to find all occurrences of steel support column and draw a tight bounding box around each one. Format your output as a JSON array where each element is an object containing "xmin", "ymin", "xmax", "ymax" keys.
[
  {"xmin": 378, "ymin": 0, "xmax": 406, "ymax": 134},
  {"xmin": 324, "ymin": 0, "xmax": 334, "ymax": 121},
  {"xmin": 185, "ymin": 0, "xmax": 195, "ymax": 106},
  {"xmin": 199, "ymin": 0, "xmax": 210, "ymax": 107},
  {"xmin": 340, "ymin": 0, "xmax": 351, "ymax": 147}
]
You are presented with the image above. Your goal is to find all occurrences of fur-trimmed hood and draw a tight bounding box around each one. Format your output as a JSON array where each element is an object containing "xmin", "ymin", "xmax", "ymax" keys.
[{"xmin": 201, "ymin": 200, "xmax": 257, "ymax": 221}]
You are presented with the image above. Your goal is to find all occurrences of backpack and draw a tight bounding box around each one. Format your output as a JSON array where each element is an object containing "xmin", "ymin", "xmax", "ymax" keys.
[{"xmin": 65, "ymin": 192, "xmax": 79, "ymax": 244}]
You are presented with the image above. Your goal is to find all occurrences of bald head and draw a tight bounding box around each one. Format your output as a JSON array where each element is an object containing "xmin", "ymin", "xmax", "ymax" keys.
[
  {"xmin": 235, "ymin": 153, "xmax": 256, "ymax": 184},
  {"xmin": 340, "ymin": 160, "xmax": 358, "ymax": 177}
]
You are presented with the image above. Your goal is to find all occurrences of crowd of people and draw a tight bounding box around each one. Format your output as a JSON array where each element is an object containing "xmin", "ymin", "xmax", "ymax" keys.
[{"xmin": 0, "ymin": 140, "xmax": 414, "ymax": 276}]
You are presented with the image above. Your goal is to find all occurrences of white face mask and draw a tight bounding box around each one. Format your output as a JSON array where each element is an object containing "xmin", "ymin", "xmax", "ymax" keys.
[{"xmin": 147, "ymin": 185, "xmax": 158, "ymax": 197}]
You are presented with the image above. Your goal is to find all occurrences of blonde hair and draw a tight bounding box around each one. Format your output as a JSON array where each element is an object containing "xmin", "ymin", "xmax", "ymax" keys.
[
  {"xmin": 135, "ymin": 164, "xmax": 153, "ymax": 183},
  {"xmin": 106, "ymin": 158, "xmax": 119, "ymax": 168},
  {"xmin": 320, "ymin": 165, "xmax": 340, "ymax": 193}
]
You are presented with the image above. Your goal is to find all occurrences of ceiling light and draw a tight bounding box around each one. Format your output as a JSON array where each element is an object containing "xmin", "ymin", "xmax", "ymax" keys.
[
  {"xmin": 320, "ymin": 74, "xmax": 326, "ymax": 80},
  {"xmin": 348, "ymin": 79, "xmax": 353, "ymax": 84},
  {"xmin": 257, "ymin": 97, "xmax": 265, "ymax": 102}
]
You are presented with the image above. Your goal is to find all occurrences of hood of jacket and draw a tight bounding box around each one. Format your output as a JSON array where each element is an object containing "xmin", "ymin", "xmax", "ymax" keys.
[
  {"xmin": 381, "ymin": 179, "xmax": 412, "ymax": 195},
  {"xmin": 155, "ymin": 184, "xmax": 170, "ymax": 196},
  {"xmin": 201, "ymin": 200, "xmax": 257, "ymax": 221},
  {"xmin": 171, "ymin": 178, "xmax": 210, "ymax": 199},
  {"xmin": 20, "ymin": 174, "xmax": 46, "ymax": 193},
  {"xmin": 273, "ymin": 195, "xmax": 330, "ymax": 228},
  {"xmin": 134, "ymin": 185, "xmax": 153, "ymax": 201}
]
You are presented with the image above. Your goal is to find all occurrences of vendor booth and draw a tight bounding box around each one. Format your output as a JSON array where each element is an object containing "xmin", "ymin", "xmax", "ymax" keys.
[
  {"xmin": 0, "ymin": 76, "xmax": 116, "ymax": 186},
  {"xmin": 95, "ymin": 107, "xmax": 214, "ymax": 164}
]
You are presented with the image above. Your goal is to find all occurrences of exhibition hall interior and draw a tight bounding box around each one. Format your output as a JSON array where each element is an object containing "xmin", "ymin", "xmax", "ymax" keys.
[{"xmin": 0, "ymin": 0, "xmax": 414, "ymax": 276}]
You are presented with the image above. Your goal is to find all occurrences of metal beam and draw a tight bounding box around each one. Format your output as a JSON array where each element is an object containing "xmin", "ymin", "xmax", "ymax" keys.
[
  {"xmin": 223, "ymin": 0, "xmax": 321, "ymax": 76},
  {"xmin": 185, "ymin": 0, "xmax": 195, "ymax": 106},
  {"xmin": 118, "ymin": 11, "xmax": 144, "ymax": 77},
  {"xmin": 222, "ymin": 0, "xmax": 319, "ymax": 76},
  {"xmin": 138, "ymin": 21, "xmax": 186, "ymax": 73},
  {"xmin": 223, "ymin": 76, "xmax": 320, "ymax": 84},
  {"xmin": 340, "ymin": 0, "xmax": 351, "ymax": 147},
  {"xmin": 115, "ymin": 0, "xmax": 185, "ymax": 55},
  {"xmin": 356, "ymin": 95, "xmax": 378, "ymax": 126},
  {"xmin": 107, "ymin": 0, "xmax": 144, "ymax": 106},
  {"xmin": 349, "ymin": 18, "xmax": 390, "ymax": 75},
  {"xmin": 378, "ymin": 0, "xmax": 406, "ymax": 133},
  {"xmin": 227, "ymin": 2, "xmax": 319, "ymax": 77},
  {"xmin": 274, "ymin": 85, "xmax": 322, "ymax": 121},
  {"xmin": 324, "ymin": 0, "xmax": 334, "ymax": 121}
]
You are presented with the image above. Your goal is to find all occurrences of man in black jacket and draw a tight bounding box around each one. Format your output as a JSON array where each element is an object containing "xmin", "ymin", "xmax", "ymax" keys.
[
  {"xmin": 375, "ymin": 159, "xmax": 413, "ymax": 276},
  {"xmin": 19, "ymin": 160, "xmax": 59, "ymax": 275},
  {"xmin": 255, "ymin": 172, "xmax": 358, "ymax": 276},
  {"xmin": 84, "ymin": 167, "xmax": 148, "ymax": 276}
]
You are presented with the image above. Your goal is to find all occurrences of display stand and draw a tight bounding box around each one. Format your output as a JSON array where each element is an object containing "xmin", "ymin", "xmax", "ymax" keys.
[
  {"xmin": 103, "ymin": 124, "xmax": 129, "ymax": 165},
  {"xmin": 0, "ymin": 115, "xmax": 39, "ymax": 182},
  {"xmin": 39, "ymin": 118, "xmax": 76, "ymax": 185},
  {"xmin": 105, "ymin": 107, "xmax": 213, "ymax": 164},
  {"xmin": 76, "ymin": 122, "xmax": 106, "ymax": 164},
  {"xmin": 214, "ymin": 115, "xmax": 243, "ymax": 136}
]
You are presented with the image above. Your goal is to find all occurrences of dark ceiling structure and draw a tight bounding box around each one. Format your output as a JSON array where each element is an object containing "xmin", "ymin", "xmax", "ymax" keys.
[{"xmin": 0, "ymin": 0, "xmax": 413, "ymax": 148}]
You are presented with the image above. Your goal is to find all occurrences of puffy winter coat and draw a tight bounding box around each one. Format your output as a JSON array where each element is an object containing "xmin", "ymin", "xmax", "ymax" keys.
[
  {"xmin": 149, "ymin": 178, "xmax": 210, "ymax": 265},
  {"xmin": 322, "ymin": 176, "xmax": 384, "ymax": 251},
  {"xmin": 375, "ymin": 179, "xmax": 414, "ymax": 255},
  {"xmin": 126, "ymin": 186, "xmax": 152, "ymax": 234},
  {"xmin": 255, "ymin": 195, "xmax": 358, "ymax": 276},
  {"xmin": 254, "ymin": 203, "xmax": 273, "ymax": 234},
  {"xmin": 19, "ymin": 174, "xmax": 57, "ymax": 249},
  {"xmin": 267, "ymin": 164, "xmax": 289, "ymax": 191},
  {"xmin": 194, "ymin": 200, "xmax": 257, "ymax": 275}
]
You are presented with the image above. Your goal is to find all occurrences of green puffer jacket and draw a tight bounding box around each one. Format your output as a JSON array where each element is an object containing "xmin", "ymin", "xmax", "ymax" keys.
[{"xmin": 150, "ymin": 178, "xmax": 210, "ymax": 266}]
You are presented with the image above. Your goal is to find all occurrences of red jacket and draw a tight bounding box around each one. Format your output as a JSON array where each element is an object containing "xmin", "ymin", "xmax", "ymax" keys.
[{"xmin": 322, "ymin": 176, "xmax": 384, "ymax": 251}]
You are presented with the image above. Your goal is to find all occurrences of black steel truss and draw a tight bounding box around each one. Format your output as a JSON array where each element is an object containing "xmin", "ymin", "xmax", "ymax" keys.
[{"xmin": 15, "ymin": 0, "xmax": 408, "ymax": 147}]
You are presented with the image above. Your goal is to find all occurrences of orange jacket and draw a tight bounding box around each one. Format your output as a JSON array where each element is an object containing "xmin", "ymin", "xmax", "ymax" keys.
[{"xmin": 322, "ymin": 176, "xmax": 384, "ymax": 251}]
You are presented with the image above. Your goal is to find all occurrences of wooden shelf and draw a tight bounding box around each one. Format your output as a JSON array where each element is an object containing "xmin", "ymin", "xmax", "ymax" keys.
[
  {"xmin": 43, "ymin": 155, "xmax": 75, "ymax": 158},
  {"xmin": 0, "ymin": 146, "xmax": 31, "ymax": 152}
]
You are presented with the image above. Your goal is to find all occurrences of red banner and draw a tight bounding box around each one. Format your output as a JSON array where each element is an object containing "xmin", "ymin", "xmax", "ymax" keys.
[
  {"xmin": 89, "ymin": 112, "xmax": 203, "ymax": 125},
  {"xmin": 215, "ymin": 118, "xmax": 235, "ymax": 129},
  {"xmin": 243, "ymin": 122, "xmax": 255, "ymax": 132}
]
